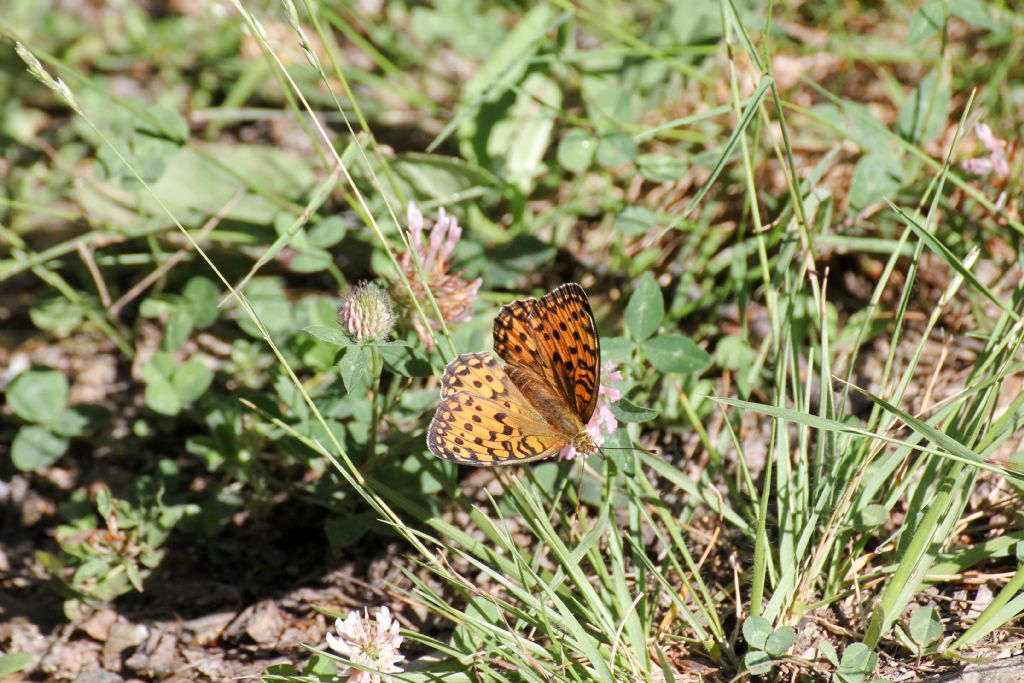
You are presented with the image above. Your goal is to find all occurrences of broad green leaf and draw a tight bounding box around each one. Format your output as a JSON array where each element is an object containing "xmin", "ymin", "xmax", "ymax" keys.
[
  {"xmin": 838, "ymin": 643, "xmax": 877, "ymax": 679},
  {"xmin": 29, "ymin": 296, "xmax": 84, "ymax": 337},
  {"xmin": 557, "ymin": 128, "xmax": 597, "ymax": 173},
  {"xmin": 12, "ymin": 425, "xmax": 69, "ymax": 471},
  {"xmin": 141, "ymin": 362, "xmax": 182, "ymax": 416},
  {"xmin": 610, "ymin": 398, "xmax": 660, "ymax": 423},
  {"xmin": 308, "ymin": 216, "xmax": 346, "ymax": 249},
  {"xmin": 907, "ymin": 1, "xmax": 945, "ymax": 44},
  {"xmin": 643, "ymin": 335, "xmax": 710, "ymax": 375},
  {"xmin": 765, "ymin": 627, "xmax": 795, "ymax": 657},
  {"xmin": 305, "ymin": 325, "xmax": 354, "ymax": 347},
  {"xmin": 624, "ymin": 273, "xmax": 663, "ymax": 341},
  {"xmin": 895, "ymin": 70, "xmax": 951, "ymax": 145},
  {"xmin": 0, "ymin": 653, "xmax": 34, "ymax": 676},
  {"xmin": 637, "ymin": 153, "xmax": 685, "ymax": 182},
  {"xmin": 492, "ymin": 72, "xmax": 561, "ymax": 191},
  {"xmin": 850, "ymin": 150, "xmax": 901, "ymax": 209},
  {"xmin": 237, "ymin": 278, "xmax": 292, "ymax": 338},
  {"xmin": 289, "ymin": 248, "xmax": 334, "ymax": 273},
  {"xmin": 855, "ymin": 503, "xmax": 889, "ymax": 530},
  {"xmin": 744, "ymin": 651, "xmax": 773, "ymax": 676},
  {"xmin": 459, "ymin": 4, "xmax": 556, "ymax": 108},
  {"xmin": 51, "ymin": 405, "xmax": 111, "ymax": 438},
  {"xmin": 339, "ymin": 346, "xmax": 371, "ymax": 393},
  {"xmin": 183, "ymin": 276, "xmax": 219, "ymax": 328},
  {"xmin": 583, "ymin": 78, "xmax": 633, "ymax": 128},
  {"xmin": 742, "ymin": 615, "xmax": 772, "ymax": 649},
  {"xmin": 615, "ymin": 206, "xmax": 658, "ymax": 236},
  {"xmin": 596, "ymin": 132, "xmax": 637, "ymax": 168},
  {"xmin": 601, "ymin": 336, "xmax": 636, "ymax": 364},
  {"xmin": 163, "ymin": 307, "xmax": 194, "ymax": 351},
  {"xmin": 7, "ymin": 368, "xmax": 68, "ymax": 423},
  {"xmin": 948, "ymin": 0, "xmax": 997, "ymax": 30},
  {"xmin": 135, "ymin": 104, "xmax": 189, "ymax": 143},
  {"xmin": 909, "ymin": 607, "xmax": 942, "ymax": 646},
  {"xmin": 173, "ymin": 360, "xmax": 214, "ymax": 402}
]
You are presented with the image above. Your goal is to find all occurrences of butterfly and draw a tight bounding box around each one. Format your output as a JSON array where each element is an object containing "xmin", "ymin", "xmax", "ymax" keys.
[{"xmin": 427, "ymin": 283, "xmax": 601, "ymax": 466}]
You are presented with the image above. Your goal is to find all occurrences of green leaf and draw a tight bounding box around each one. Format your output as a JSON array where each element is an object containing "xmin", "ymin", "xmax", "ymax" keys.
[
  {"xmin": 850, "ymin": 151, "xmax": 901, "ymax": 209},
  {"xmin": 909, "ymin": 607, "xmax": 942, "ymax": 647},
  {"xmin": 7, "ymin": 368, "xmax": 68, "ymax": 423},
  {"xmin": 615, "ymin": 206, "xmax": 658, "ymax": 236},
  {"xmin": 308, "ymin": 216, "xmax": 346, "ymax": 249},
  {"xmin": 742, "ymin": 615, "xmax": 772, "ymax": 649},
  {"xmin": 183, "ymin": 276, "xmax": 219, "ymax": 328},
  {"xmin": 163, "ymin": 306, "xmax": 194, "ymax": 351},
  {"xmin": 29, "ymin": 296, "xmax": 84, "ymax": 336},
  {"xmin": 819, "ymin": 639, "xmax": 840, "ymax": 666},
  {"xmin": 289, "ymin": 248, "xmax": 334, "ymax": 273},
  {"xmin": 96, "ymin": 486, "xmax": 113, "ymax": 520},
  {"xmin": 895, "ymin": 70, "xmax": 951, "ymax": 145},
  {"xmin": 596, "ymin": 132, "xmax": 637, "ymax": 168},
  {"xmin": 744, "ymin": 650, "xmax": 774, "ymax": 676},
  {"xmin": 584, "ymin": 79, "xmax": 633, "ymax": 127},
  {"xmin": 601, "ymin": 336, "xmax": 636, "ymax": 364},
  {"xmin": 459, "ymin": 4, "xmax": 556, "ymax": 108},
  {"xmin": 306, "ymin": 324, "xmax": 357, "ymax": 347},
  {"xmin": 637, "ymin": 153, "xmax": 685, "ymax": 182},
  {"xmin": 855, "ymin": 503, "xmax": 889, "ymax": 530},
  {"xmin": 172, "ymin": 360, "xmax": 213, "ymax": 403},
  {"xmin": 610, "ymin": 398, "xmax": 660, "ymax": 423},
  {"xmin": 141, "ymin": 362, "xmax": 182, "ymax": 416},
  {"xmin": 907, "ymin": 1, "xmax": 946, "ymax": 45},
  {"xmin": 237, "ymin": 278, "xmax": 293, "ymax": 338},
  {"xmin": 712, "ymin": 335, "xmax": 757, "ymax": 370},
  {"xmin": 12, "ymin": 425, "xmax": 69, "ymax": 471},
  {"xmin": 624, "ymin": 273, "xmax": 663, "ymax": 341},
  {"xmin": 339, "ymin": 346, "xmax": 371, "ymax": 393},
  {"xmin": 0, "ymin": 653, "xmax": 34, "ymax": 676},
  {"xmin": 643, "ymin": 335, "xmax": 710, "ymax": 375},
  {"xmin": 324, "ymin": 513, "xmax": 379, "ymax": 553},
  {"xmin": 557, "ymin": 129, "xmax": 597, "ymax": 173},
  {"xmin": 947, "ymin": 0, "xmax": 997, "ymax": 30},
  {"xmin": 838, "ymin": 643, "xmax": 877, "ymax": 679},
  {"xmin": 51, "ymin": 405, "xmax": 111, "ymax": 437},
  {"xmin": 136, "ymin": 104, "xmax": 189, "ymax": 143},
  {"xmin": 765, "ymin": 627, "xmax": 795, "ymax": 657},
  {"xmin": 380, "ymin": 344, "xmax": 433, "ymax": 377},
  {"xmin": 495, "ymin": 72, "xmax": 562, "ymax": 191}
]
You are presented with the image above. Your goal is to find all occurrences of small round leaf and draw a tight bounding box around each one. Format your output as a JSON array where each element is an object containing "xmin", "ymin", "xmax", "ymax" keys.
[{"xmin": 7, "ymin": 368, "xmax": 68, "ymax": 423}]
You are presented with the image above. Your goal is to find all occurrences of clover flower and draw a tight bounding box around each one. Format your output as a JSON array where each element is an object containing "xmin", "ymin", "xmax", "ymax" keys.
[
  {"xmin": 325, "ymin": 606, "xmax": 405, "ymax": 683},
  {"xmin": 962, "ymin": 123, "xmax": 1010, "ymax": 179},
  {"xmin": 395, "ymin": 203, "xmax": 482, "ymax": 351},
  {"xmin": 338, "ymin": 282, "xmax": 397, "ymax": 344},
  {"xmin": 560, "ymin": 362, "xmax": 623, "ymax": 461}
]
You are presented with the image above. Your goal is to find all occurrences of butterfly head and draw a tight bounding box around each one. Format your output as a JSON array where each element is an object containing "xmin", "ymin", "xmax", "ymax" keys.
[{"xmin": 572, "ymin": 430, "xmax": 597, "ymax": 456}]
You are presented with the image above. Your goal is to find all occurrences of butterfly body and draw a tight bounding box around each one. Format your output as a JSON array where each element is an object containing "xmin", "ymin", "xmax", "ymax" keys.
[{"xmin": 427, "ymin": 283, "xmax": 601, "ymax": 466}]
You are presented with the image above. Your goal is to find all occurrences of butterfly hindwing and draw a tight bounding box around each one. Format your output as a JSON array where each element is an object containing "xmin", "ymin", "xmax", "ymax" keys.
[{"xmin": 428, "ymin": 352, "xmax": 567, "ymax": 466}]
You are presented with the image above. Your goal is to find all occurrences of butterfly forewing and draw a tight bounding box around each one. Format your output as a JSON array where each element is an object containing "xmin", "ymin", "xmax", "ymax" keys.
[{"xmin": 494, "ymin": 283, "xmax": 600, "ymax": 423}]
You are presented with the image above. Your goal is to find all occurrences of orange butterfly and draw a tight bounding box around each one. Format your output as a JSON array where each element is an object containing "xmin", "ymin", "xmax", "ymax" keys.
[{"xmin": 427, "ymin": 283, "xmax": 601, "ymax": 466}]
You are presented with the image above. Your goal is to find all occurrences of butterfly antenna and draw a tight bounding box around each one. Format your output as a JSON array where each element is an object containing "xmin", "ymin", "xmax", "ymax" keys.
[{"xmin": 597, "ymin": 445, "xmax": 660, "ymax": 456}]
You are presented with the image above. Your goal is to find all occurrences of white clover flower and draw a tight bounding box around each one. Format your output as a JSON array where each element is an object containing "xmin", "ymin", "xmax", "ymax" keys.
[{"xmin": 325, "ymin": 606, "xmax": 405, "ymax": 683}]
